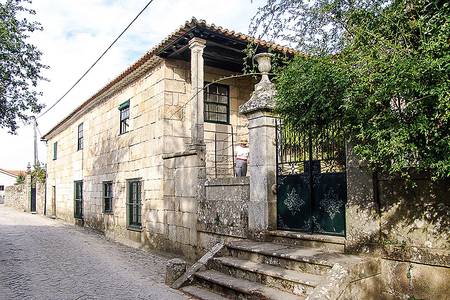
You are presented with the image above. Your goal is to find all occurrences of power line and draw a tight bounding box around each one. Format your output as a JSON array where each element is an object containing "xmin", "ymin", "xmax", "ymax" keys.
[{"xmin": 37, "ymin": 0, "xmax": 155, "ymax": 119}]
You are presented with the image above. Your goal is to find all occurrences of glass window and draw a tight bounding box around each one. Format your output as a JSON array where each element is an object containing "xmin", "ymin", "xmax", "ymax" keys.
[
  {"xmin": 204, "ymin": 83, "xmax": 230, "ymax": 124},
  {"xmin": 127, "ymin": 180, "xmax": 141, "ymax": 228},
  {"xmin": 0, "ymin": 185, "xmax": 4, "ymax": 191},
  {"xmin": 74, "ymin": 181, "xmax": 83, "ymax": 219},
  {"xmin": 77, "ymin": 123, "xmax": 83, "ymax": 150},
  {"xmin": 119, "ymin": 100, "xmax": 130, "ymax": 134},
  {"xmin": 103, "ymin": 182, "xmax": 113, "ymax": 213}
]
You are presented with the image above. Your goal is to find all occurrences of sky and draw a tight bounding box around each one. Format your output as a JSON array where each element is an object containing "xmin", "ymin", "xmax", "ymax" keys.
[{"xmin": 0, "ymin": 0, "xmax": 265, "ymax": 171}]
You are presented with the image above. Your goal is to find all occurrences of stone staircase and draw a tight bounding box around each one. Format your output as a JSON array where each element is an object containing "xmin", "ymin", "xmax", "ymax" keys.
[{"xmin": 180, "ymin": 232, "xmax": 380, "ymax": 300}]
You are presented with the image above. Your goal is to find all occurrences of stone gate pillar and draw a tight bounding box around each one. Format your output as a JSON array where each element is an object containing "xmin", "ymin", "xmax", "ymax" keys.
[{"xmin": 240, "ymin": 53, "xmax": 278, "ymax": 235}]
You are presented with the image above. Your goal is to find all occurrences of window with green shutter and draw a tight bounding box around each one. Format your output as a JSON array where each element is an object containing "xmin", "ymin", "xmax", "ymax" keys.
[
  {"xmin": 53, "ymin": 142, "xmax": 57, "ymax": 160},
  {"xmin": 74, "ymin": 181, "xmax": 83, "ymax": 219},
  {"xmin": 103, "ymin": 181, "xmax": 113, "ymax": 213},
  {"xmin": 127, "ymin": 179, "xmax": 141, "ymax": 229},
  {"xmin": 77, "ymin": 123, "xmax": 83, "ymax": 150},
  {"xmin": 119, "ymin": 100, "xmax": 130, "ymax": 134}
]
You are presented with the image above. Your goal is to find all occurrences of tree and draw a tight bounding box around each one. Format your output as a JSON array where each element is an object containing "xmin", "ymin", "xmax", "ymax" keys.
[
  {"xmin": 31, "ymin": 163, "xmax": 45, "ymax": 184},
  {"xmin": 0, "ymin": 0, "xmax": 47, "ymax": 133},
  {"xmin": 15, "ymin": 172, "xmax": 25, "ymax": 184},
  {"xmin": 251, "ymin": 0, "xmax": 450, "ymax": 179}
]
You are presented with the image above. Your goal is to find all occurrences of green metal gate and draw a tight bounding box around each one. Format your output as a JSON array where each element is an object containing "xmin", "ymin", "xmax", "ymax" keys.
[{"xmin": 276, "ymin": 121, "xmax": 347, "ymax": 236}]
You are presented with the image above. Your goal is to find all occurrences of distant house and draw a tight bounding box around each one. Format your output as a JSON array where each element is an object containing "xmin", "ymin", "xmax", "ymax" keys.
[{"xmin": 0, "ymin": 168, "xmax": 23, "ymax": 204}]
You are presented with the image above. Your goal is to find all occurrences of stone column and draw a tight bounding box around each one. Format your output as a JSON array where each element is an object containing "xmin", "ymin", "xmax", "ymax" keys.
[
  {"xmin": 188, "ymin": 37, "xmax": 206, "ymax": 146},
  {"xmin": 240, "ymin": 53, "xmax": 278, "ymax": 234}
]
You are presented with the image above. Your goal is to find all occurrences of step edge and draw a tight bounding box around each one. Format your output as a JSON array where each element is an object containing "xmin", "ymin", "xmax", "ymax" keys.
[
  {"xmin": 181, "ymin": 285, "xmax": 230, "ymax": 300},
  {"xmin": 214, "ymin": 256, "xmax": 322, "ymax": 287},
  {"xmin": 268, "ymin": 231, "xmax": 346, "ymax": 245},
  {"xmin": 195, "ymin": 269, "xmax": 302, "ymax": 299},
  {"xmin": 227, "ymin": 243, "xmax": 336, "ymax": 267}
]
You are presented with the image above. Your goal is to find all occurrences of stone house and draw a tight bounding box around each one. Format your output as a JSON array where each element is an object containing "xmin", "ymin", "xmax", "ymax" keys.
[
  {"xmin": 42, "ymin": 18, "xmax": 294, "ymax": 253},
  {"xmin": 42, "ymin": 18, "xmax": 449, "ymax": 299}
]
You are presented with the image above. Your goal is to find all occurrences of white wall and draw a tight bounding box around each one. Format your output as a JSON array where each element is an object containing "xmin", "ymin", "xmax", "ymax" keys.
[{"xmin": 0, "ymin": 172, "xmax": 17, "ymax": 203}]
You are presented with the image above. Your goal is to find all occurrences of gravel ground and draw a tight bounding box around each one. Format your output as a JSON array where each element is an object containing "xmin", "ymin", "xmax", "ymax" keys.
[{"xmin": 0, "ymin": 205, "xmax": 189, "ymax": 300}]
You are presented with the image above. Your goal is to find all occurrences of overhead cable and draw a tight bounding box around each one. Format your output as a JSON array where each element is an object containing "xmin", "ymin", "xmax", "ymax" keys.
[{"xmin": 37, "ymin": 0, "xmax": 155, "ymax": 119}]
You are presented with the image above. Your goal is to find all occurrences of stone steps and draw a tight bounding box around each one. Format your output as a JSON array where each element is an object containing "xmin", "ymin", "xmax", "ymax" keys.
[
  {"xmin": 267, "ymin": 230, "xmax": 346, "ymax": 253},
  {"xmin": 181, "ymin": 285, "xmax": 230, "ymax": 300},
  {"xmin": 194, "ymin": 269, "xmax": 305, "ymax": 300},
  {"xmin": 210, "ymin": 256, "xmax": 323, "ymax": 296},
  {"xmin": 226, "ymin": 240, "xmax": 351, "ymax": 275},
  {"xmin": 179, "ymin": 239, "xmax": 379, "ymax": 299}
]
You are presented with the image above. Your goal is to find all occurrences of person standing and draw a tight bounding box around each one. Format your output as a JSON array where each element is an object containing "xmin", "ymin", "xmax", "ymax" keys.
[{"xmin": 235, "ymin": 137, "xmax": 249, "ymax": 176}]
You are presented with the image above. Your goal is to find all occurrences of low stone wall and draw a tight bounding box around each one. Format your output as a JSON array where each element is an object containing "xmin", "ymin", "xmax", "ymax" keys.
[
  {"xmin": 5, "ymin": 184, "xmax": 27, "ymax": 211},
  {"xmin": 377, "ymin": 175, "xmax": 450, "ymax": 299},
  {"xmin": 4, "ymin": 180, "xmax": 46, "ymax": 215},
  {"xmin": 197, "ymin": 177, "xmax": 249, "ymax": 250}
]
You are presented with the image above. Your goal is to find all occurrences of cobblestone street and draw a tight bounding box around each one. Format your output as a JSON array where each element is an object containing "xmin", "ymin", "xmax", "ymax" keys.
[{"xmin": 0, "ymin": 205, "xmax": 188, "ymax": 300}]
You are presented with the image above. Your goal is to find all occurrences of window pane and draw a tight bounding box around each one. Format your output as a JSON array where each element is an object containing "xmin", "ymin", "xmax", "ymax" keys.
[
  {"xmin": 218, "ymin": 85, "xmax": 228, "ymax": 95},
  {"xmin": 217, "ymin": 105, "xmax": 227, "ymax": 113},
  {"xmin": 204, "ymin": 83, "xmax": 229, "ymax": 123},
  {"xmin": 209, "ymin": 94, "xmax": 218, "ymax": 103},
  {"xmin": 217, "ymin": 114, "xmax": 227, "ymax": 123},
  {"xmin": 219, "ymin": 96, "xmax": 228, "ymax": 104},
  {"xmin": 209, "ymin": 85, "xmax": 218, "ymax": 94}
]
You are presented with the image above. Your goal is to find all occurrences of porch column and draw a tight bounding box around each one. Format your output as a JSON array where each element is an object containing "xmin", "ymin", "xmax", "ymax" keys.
[
  {"xmin": 240, "ymin": 53, "xmax": 278, "ymax": 234},
  {"xmin": 189, "ymin": 37, "xmax": 206, "ymax": 146}
]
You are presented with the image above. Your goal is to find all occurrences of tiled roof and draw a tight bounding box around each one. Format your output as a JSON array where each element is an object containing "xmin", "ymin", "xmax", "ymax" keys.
[
  {"xmin": 42, "ymin": 17, "xmax": 297, "ymax": 140},
  {"xmin": 0, "ymin": 169, "xmax": 25, "ymax": 177}
]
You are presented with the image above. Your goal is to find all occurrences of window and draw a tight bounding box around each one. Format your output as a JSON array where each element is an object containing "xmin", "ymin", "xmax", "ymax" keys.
[
  {"xmin": 77, "ymin": 123, "xmax": 83, "ymax": 150},
  {"xmin": 204, "ymin": 83, "xmax": 230, "ymax": 124},
  {"xmin": 103, "ymin": 182, "xmax": 113, "ymax": 213},
  {"xmin": 127, "ymin": 180, "xmax": 141, "ymax": 229},
  {"xmin": 119, "ymin": 100, "xmax": 130, "ymax": 134},
  {"xmin": 0, "ymin": 185, "xmax": 4, "ymax": 191},
  {"xmin": 53, "ymin": 142, "xmax": 57, "ymax": 160},
  {"xmin": 74, "ymin": 181, "xmax": 83, "ymax": 219}
]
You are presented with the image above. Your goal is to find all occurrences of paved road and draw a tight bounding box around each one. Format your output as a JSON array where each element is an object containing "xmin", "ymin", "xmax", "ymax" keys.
[{"xmin": 0, "ymin": 205, "xmax": 188, "ymax": 300}]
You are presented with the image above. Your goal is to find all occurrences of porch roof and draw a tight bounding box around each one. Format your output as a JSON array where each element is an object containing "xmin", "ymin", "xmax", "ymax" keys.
[{"xmin": 42, "ymin": 18, "xmax": 297, "ymax": 140}]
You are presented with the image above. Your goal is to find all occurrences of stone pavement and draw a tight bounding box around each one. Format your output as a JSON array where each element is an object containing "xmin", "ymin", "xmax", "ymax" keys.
[{"xmin": 0, "ymin": 205, "xmax": 189, "ymax": 300}]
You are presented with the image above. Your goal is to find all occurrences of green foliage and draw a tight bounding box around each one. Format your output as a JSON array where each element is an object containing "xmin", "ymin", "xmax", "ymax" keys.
[
  {"xmin": 0, "ymin": 0, "xmax": 47, "ymax": 133},
  {"xmin": 31, "ymin": 164, "xmax": 46, "ymax": 184},
  {"xmin": 260, "ymin": 0, "xmax": 450, "ymax": 179},
  {"xmin": 15, "ymin": 173, "xmax": 25, "ymax": 185}
]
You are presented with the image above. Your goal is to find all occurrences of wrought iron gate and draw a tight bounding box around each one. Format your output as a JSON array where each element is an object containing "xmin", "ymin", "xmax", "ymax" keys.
[{"xmin": 276, "ymin": 121, "xmax": 347, "ymax": 236}]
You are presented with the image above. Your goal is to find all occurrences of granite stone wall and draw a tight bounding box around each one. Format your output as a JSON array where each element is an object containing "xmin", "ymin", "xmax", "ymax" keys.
[
  {"xmin": 198, "ymin": 177, "xmax": 250, "ymax": 246},
  {"xmin": 4, "ymin": 179, "xmax": 45, "ymax": 215},
  {"xmin": 377, "ymin": 175, "xmax": 450, "ymax": 299},
  {"xmin": 162, "ymin": 59, "xmax": 254, "ymax": 179},
  {"xmin": 345, "ymin": 145, "xmax": 449, "ymax": 298},
  {"xmin": 5, "ymin": 184, "xmax": 27, "ymax": 211},
  {"xmin": 44, "ymin": 57, "xmax": 255, "ymax": 257}
]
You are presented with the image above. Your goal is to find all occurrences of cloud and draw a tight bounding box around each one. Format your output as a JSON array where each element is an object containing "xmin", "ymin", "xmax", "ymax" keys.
[{"xmin": 0, "ymin": 0, "xmax": 265, "ymax": 169}]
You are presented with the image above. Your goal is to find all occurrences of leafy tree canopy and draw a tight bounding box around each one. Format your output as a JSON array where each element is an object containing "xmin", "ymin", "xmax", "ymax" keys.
[
  {"xmin": 0, "ymin": 0, "xmax": 46, "ymax": 133},
  {"xmin": 252, "ymin": 0, "xmax": 450, "ymax": 179}
]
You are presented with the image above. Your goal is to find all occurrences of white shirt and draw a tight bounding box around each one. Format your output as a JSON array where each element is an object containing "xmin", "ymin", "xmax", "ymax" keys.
[{"xmin": 235, "ymin": 145, "xmax": 249, "ymax": 161}]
